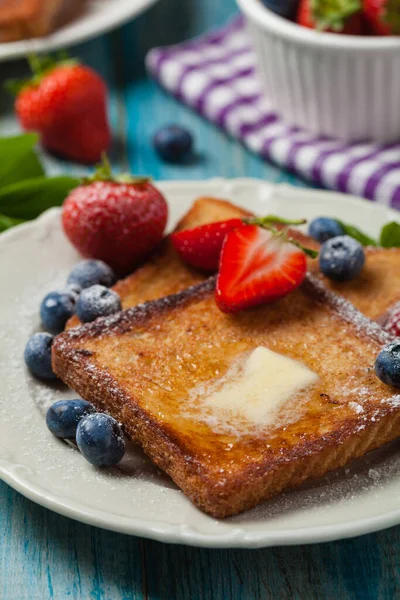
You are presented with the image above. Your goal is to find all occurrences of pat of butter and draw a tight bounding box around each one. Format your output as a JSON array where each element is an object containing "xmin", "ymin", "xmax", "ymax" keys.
[{"xmin": 203, "ymin": 347, "xmax": 318, "ymax": 427}]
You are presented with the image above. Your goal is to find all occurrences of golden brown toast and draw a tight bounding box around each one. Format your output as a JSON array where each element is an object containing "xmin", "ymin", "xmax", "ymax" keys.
[
  {"xmin": 311, "ymin": 247, "xmax": 400, "ymax": 321},
  {"xmin": 67, "ymin": 197, "xmax": 400, "ymax": 329},
  {"xmin": 53, "ymin": 275, "xmax": 399, "ymax": 518},
  {"xmin": 0, "ymin": 0, "xmax": 84, "ymax": 42}
]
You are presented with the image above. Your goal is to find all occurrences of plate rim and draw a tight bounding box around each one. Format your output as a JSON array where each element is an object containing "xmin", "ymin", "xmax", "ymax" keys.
[
  {"xmin": 1, "ymin": 178, "xmax": 400, "ymax": 549},
  {"xmin": 0, "ymin": 0, "xmax": 159, "ymax": 62}
]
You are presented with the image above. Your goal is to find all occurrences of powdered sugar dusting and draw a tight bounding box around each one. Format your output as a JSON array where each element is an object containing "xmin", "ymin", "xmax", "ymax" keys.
[{"xmin": 305, "ymin": 274, "xmax": 395, "ymax": 345}]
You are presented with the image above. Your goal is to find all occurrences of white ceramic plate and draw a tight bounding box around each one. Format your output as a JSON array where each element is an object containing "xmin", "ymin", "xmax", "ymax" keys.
[
  {"xmin": 0, "ymin": 0, "xmax": 159, "ymax": 61},
  {"xmin": 1, "ymin": 178, "xmax": 400, "ymax": 549}
]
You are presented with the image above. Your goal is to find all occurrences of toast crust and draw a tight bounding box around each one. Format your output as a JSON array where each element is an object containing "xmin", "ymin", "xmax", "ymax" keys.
[{"xmin": 53, "ymin": 275, "xmax": 399, "ymax": 518}]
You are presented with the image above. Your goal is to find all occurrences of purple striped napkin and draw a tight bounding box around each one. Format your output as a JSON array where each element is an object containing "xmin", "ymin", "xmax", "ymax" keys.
[{"xmin": 146, "ymin": 16, "xmax": 400, "ymax": 210}]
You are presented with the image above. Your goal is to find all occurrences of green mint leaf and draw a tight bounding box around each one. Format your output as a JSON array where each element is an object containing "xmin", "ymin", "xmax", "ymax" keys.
[
  {"xmin": 0, "ymin": 134, "xmax": 44, "ymax": 187},
  {"xmin": 380, "ymin": 221, "xmax": 400, "ymax": 248},
  {"xmin": 0, "ymin": 214, "xmax": 24, "ymax": 233},
  {"xmin": 335, "ymin": 220, "xmax": 377, "ymax": 247},
  {"xmin": 0, "ymin": 176, "xmax": 79, "ymax": 220}
]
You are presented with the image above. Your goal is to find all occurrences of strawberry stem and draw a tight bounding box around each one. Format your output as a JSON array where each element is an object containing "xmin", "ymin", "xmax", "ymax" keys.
[
  {"xmin": 244, "ymin": 214, "xmax": 318, "ymax": 259},
  {"xmin": 245, "ymin": 215, "xmax": 307, "ymax": 227},
  {"xmin": 82, "ymin": 153, "xmax": 151, "ymax": 186},
  {"xmin": 5, "ymin": 52, "xmax": 78, "ymax": 96},
  {"xmin": 311, "ymin": 0, "xmax": 361, "ymax": 31}
]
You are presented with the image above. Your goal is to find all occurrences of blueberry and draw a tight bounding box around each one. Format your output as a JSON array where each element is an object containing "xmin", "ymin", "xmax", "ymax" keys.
[
  {"xmin": 153, "ymin": 125, "xmax": 193, "ymax": 163},
  {"xmin": 24, "ymin": 332, "xmax": 56, "ymax": 380},
  {"xmin": 67, "ymin": 259, "xmax": 116, "ymax": 290},
  {"xmin": 46, "ymin": 399, "xmax": 95, "ymax": 439},
  {"xmin": 375, "ymin": 343, "xmax": 400, "ymax": 389},
  {"xmin": 40, "ymin": 289, "xmax": 77, "ymax": 334},
  {"xmin": 76, "ymin": 285, "xmax": 121, "ymax": 323},
  {"xmin": 66, "ymin": 283, "xmax": 82, "ymax": 298},
  {"xmin": 308, "ymin": 217, "xmax": 345, "ymax": 243},
  {"xmin": 319, "ymin": 235, "xmax": 365, "ymax": 282},
  {"xmin": 76, "ymin": 413, "xmax": 125, "ymax": 467},
  {"xmin": 260, "ymin": 0, "xmax": 299, "ymax": 17}
]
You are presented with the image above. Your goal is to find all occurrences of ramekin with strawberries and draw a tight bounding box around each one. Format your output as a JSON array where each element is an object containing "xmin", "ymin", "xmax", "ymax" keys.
[{"xmin": 237, "ymin": 0, "xmax": 400, "ymax": 141}]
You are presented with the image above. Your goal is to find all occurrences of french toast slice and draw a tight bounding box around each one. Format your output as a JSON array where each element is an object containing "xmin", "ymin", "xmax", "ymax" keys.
[
  {"xmin": 53, "ymin": 275, "xmax": 400, "ymax": 518},
  {"xmin": 0, "ymin": 0, "xmax": 84, "ymax": 42},
  {"xmin": 67, "ymin": 197, "xmax": 400, "ymax": 329}
]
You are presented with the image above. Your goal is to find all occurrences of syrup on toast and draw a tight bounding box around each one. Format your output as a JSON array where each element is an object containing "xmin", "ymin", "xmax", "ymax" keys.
[
  {"xmin": 0, "ymin": 0, "xmax": 84, "ymax": 42},
  {"xmin": 67, "ymin": 197, "xmax": 400, "ymax": 329},
  {"xmin": 53, "ymin": 275, "xmax": 399, "ymax": 518}
]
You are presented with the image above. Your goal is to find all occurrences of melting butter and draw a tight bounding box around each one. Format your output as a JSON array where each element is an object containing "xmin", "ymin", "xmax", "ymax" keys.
[{"xmin": 202, "ymin": 347, "xmax": 318, "ymax": 427}]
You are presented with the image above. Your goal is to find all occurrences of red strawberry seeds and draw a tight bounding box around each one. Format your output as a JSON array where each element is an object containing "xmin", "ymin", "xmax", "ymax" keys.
[
  {"xmin": 216, "ymin": 225, "xmax": 309, "ymax": 313},
  {"xmin": 11, "ymin": 57, "xmax": 110, "ymax": 163},
  {"xmin": 62, "ymin": 158, "xmax": 168, "ymax": 275},
  {"xmin": 171, "ymin": 218, "xmax": 243, "ymax": 272}
]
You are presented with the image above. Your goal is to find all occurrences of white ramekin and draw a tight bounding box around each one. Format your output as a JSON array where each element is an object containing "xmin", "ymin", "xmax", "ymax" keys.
[{"xmin": 236, "ymin": 0, "xmax": 400, "ymax": 142}]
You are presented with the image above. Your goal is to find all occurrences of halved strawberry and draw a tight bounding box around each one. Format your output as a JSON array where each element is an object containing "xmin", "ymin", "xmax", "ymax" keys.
[
  {"xmin": 216, "ymin": 225, "xmax": 309, "ymax": 313},
  {"xmin": 171, "ymin": 218, "xmax": 243, "ymax": 272},
  {"xmin": 171, "ymin": 215, "xmax": 311, "ymax": 273}
]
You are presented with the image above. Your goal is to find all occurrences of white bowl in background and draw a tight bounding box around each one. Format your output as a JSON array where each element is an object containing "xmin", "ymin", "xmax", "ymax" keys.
[{"xmin": 236, "ymin": 0, "xmax": 400, "ymax": 142}]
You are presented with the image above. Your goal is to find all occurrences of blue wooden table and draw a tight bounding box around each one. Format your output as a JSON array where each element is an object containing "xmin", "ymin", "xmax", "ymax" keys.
[{"xmin": 1, "ymin": 1, "xmax": 400, "ymax": 598}]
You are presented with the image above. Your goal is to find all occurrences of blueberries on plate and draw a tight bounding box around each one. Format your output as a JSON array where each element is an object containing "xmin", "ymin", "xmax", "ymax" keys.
[
  {"xmin": 319, "ymin": 235, "xmax": 365, "ymax": 282},
  {"xmin": 76, "ymin": 413, "xmax": 125, "ymax": 467},
  {"xmin": 40, "ymin": 289, "xmax": 77, "ymax": 334},
  {"xmin": 375, "ymin": 342, "xmax": 400, "ymax": 389},
  {"xmin": 308, "ymin": 217, "xmax": 345, "ymax": 244},
  {"xmin": 153, "ymin": 125, "xmax": 193, "ymax": 163},
  {"xmin": 46, "ymin": 399, "xmax": 95, "ymax": 439},
  {"xmin": 67, "ymin": 259, "xmax": 116, "ymax": 290},
  {"xmin": 76, "ymin": 285, "xmax": 122, "ymax": 323},
  {"xmin": 66, "ymin": 282, "xmax": 82, "ymax": 298},
  {"xmin": 24, "ymin": 332, "xmax": 56, "ymax": 380}
]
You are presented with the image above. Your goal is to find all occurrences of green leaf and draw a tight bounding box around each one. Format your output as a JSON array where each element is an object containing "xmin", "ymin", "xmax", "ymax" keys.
[
  {"xmin": 380, "ymin": 221, "xmax": 400, "ymax": 248},
  {"xmin": 0, "ymin": 133, "xmax": 44, "ymax": 187},
  {"xmin": 0, "ymin": 176, "xmax": 79, "ymax": 220},
  {"xmin": 336, "ymin": 220, "xmax": 377, "ymax": 247},
  {"xmin": 0, "ymin": 214, "xmax": 24, "ymax": 233}
]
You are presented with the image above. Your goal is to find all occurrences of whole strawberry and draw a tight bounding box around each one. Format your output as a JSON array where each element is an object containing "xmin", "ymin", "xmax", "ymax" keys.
[
  {"xmin": 363, "ymin": 0, "xmax": 400, "ymax": 34},
  {"xmin": 297, "ymin": 0, "xmax": 364, "ymax": 33},
  {"xmin": 7, "ymin": 55, "xmax": 110, "ymax": 164},
  {"xmin": 62, "ymin": 156, "xmax": 168, "ymax": 275}
]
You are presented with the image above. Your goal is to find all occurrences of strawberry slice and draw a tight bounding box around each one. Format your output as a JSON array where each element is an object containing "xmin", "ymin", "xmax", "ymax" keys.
[
  {"xmin": 171, "ymin": 218, "xmax": 243, "ymax": 272},
  {"xmin": 216, "ymin": 225, "xmax": 308, "ymax": 313},
  {"xmin": 171, "ymin": 215, "xmax": 311, "ymax": 273}
]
